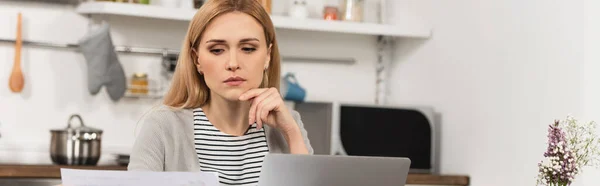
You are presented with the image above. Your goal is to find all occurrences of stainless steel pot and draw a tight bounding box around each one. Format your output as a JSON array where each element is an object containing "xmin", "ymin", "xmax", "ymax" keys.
[{"xmin": 50, "ymin": 114, "xmax": 102, "ymax": 165}]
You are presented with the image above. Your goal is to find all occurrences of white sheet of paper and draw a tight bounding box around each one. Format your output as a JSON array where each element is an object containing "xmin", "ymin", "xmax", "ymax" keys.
[{"xmin": 60, "ymin": 168, "xmax": 219, "ymax": 186}]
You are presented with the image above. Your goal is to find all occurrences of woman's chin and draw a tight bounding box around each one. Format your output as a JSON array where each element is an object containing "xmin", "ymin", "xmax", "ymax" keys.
[
  {"xmin": 213, "ymin": 85, "xmax": 259, "ymax": 102},
  {"xmin": 218, "ymin": 90, "xmax": 247, "ymax": 101}
]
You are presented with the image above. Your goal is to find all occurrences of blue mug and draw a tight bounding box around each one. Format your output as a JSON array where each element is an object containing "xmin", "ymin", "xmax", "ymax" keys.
[{"xmin": 281, "ymin": 73, "xmax": 306, "ymax": 102}]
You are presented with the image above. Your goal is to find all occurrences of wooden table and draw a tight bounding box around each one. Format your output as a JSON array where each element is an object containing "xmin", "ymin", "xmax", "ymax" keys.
[{"xmin": 0, "ymin": 165, "xmax": 470, "ymax": 186}]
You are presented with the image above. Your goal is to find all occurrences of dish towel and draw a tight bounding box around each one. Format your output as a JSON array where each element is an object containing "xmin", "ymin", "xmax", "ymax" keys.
[{"xmin": 78, "ymin": 23, "xmax": 127, "ymax": 101}]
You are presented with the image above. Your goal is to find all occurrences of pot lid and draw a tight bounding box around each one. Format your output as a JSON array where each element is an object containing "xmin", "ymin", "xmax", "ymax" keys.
[{"xmin": 51, "ymin": 114, "xmax": 102, "ymax": 133}]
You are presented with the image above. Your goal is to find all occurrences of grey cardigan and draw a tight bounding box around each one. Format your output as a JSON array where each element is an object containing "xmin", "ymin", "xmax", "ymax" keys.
[{"xmin": 127, "ymin": 105, "xmax": 313, "ymax": 172}]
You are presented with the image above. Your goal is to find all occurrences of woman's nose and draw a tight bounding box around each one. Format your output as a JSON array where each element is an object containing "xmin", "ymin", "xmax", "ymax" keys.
[
  {"xmin": 226, "ymin": 52, "xmax": 240, "ymax": 71},
  {"xmin": 226, "ymin": 63, "xmax": 240, "ymax": 71}
]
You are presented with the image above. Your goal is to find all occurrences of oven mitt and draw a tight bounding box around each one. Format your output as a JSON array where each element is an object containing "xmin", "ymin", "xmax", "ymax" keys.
[{"xmin": 78, "ymin": 23, "xmax": 127, "ymax": 102}]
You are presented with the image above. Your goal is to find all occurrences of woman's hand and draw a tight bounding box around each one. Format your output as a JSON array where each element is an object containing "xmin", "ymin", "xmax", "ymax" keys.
[
  {"xmin": 239, "ymin": 88, "xmax": 308, "ymax": 154},
  {"xmin": 239, "ymin": 87, "xmax": 294, "ymax": 131}
]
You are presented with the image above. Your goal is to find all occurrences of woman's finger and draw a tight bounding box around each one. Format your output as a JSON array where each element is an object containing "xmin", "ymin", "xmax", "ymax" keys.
[
  {"xmin": 239, "ymin": 88, "xmax": 269, "ymax": 101},
  {"xmin": 257, "ymin": 95, "xmax": 276, "ymax": 130},
  {"xmin": 249, "ymin": 89, "xmax": 275, "ymax": 125},
  {"xmin": 254, "ymin": 91, "xmax": 276, "ymax": 128},
  {"xmin": 246, "ymin": 88, "xmax": 269, "ymax": 124}
]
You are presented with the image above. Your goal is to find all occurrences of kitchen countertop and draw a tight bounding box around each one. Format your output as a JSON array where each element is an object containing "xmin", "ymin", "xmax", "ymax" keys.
[{"xmin": 0, "ymin": 164, "xmax": 470, "ymax": 186}]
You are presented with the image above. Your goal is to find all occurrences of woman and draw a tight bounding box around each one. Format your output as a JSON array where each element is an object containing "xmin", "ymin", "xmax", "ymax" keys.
[{"xmin": 127, "ymin": 0, "xmax": 313, "ymax": 185}]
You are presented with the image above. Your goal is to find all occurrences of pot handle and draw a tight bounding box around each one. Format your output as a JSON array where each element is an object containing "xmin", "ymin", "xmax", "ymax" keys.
[{"xmin": 67, "ymin": 114, "xmax": 85, "ymax": 128}]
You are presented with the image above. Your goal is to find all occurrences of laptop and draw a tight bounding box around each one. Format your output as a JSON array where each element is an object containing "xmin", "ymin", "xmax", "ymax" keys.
[{"xmin": 257, "ymin": 154, "xmax": 411, "ymax": 186}]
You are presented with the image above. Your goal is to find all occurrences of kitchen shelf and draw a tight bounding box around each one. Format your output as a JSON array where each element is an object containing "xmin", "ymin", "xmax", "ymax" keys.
[{"xmin": 75, "ymin": 2, "xmax": 431, "ymax": 38}]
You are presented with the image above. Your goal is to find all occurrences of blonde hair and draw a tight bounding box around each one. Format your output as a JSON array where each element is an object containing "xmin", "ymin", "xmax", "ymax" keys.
[{"xmin": 163, "ymin": 0, "xmax": 281, "ymax": 109}]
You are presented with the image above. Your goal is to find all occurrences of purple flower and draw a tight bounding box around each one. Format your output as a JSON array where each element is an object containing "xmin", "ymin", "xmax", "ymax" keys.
[{"xmin": 538, "ymin": 120, "xmax": 578, "ymax": 185}]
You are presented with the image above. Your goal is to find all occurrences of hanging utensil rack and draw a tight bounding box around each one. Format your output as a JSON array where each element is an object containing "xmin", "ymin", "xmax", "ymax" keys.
[{"xmin": 0, "ymin": 38, "xmax": 356, "ymax": 64}]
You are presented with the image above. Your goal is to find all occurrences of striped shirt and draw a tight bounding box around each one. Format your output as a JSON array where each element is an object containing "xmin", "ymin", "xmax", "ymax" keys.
[{"xmin": 193, "ymin": 108, "xmax": 269, "ymax": 186}]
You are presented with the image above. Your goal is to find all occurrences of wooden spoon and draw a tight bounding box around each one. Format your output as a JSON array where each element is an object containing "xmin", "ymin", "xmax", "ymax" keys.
[{"xmin": 9, "ymin": 12, "xmax": 24, "ymax": 93}]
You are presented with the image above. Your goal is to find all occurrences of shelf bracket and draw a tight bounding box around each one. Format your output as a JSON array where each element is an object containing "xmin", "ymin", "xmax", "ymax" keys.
[{"xmin": 375, "ymin": 35, "xmax": 394, "ymax": 105}]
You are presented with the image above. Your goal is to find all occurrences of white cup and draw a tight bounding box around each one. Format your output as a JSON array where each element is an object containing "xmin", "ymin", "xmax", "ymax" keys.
[{"xmin": 289, "ymin": 1, "xmax": 309, "ymax": 19}]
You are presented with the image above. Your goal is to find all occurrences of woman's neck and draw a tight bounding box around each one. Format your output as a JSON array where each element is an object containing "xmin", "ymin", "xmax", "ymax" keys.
[{"xmin": 202, "ymin": 93, "xmax": 252, "ymax": 136}]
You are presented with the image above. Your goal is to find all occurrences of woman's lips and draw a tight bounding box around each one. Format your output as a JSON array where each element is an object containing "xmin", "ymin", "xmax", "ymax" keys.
[
  {"xmin": 224, "ymin": 76, "xmax": 246, "ymax": 86},
  {"xmin": 225, "ymin": 80, "xmax": 245, "ymax": 86}
]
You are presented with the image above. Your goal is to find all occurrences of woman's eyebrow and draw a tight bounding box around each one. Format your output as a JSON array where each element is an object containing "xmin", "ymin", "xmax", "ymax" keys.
[
  {"xmin": 206, "ymin": 39, "xmax": 226, "ymax": 43},
  {"xmin": 205, "ymin": 38, "xmax": 259, "ymax": 43},
  {"xmin": 240, "ymin": 38, "xmax": 259, "ymax": 42}
]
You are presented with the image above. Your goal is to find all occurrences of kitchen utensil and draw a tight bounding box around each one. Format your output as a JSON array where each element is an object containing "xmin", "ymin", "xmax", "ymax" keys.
[
  {"xmin": 78, "ymin": 22, "xmax": 127, "ymax": 102},
  {"xmin": 281, "ymin": 73, "xmax": 306, "ymax": 102},
  {"xmin": 9, "ymin": 13, "xmax": 24, "ymax": 93},
  {"xmin": 50, "ymin": 114, "xmax": 103, "ymax": 165}
]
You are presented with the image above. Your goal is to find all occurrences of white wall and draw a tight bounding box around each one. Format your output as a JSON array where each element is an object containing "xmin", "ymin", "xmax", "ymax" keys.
[
  {"xmin": 388, "ymin": 0, "xmax": 591, "ymax": 185},
  {"xmin": 0, "ymin": 0, "xmax": 378, "ymax": 165},
  {"xmin": 580, "ymin": 0, "xmax": 600, "ymax": 185}
]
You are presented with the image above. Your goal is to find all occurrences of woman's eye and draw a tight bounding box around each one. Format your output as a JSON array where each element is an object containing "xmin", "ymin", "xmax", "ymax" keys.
[
  {"xmin": 242, "ymin": 47, "xmax": 256, "ymax": 53},
  {"xmin": 210, "ymin": 49, "xmax": 224, "ymax": 55}
]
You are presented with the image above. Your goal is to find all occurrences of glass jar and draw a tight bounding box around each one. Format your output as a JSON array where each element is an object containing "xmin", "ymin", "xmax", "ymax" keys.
[
  {"xmin": 341, "ymin": 0, "xmax": 364, "ymax": 22},
  {"xmin": 130, "ymin": 73, "xmax": 149, "ymax": 95},
  {"xmin": 323, "ymin": 6, "xmax": 339, "ymax": 20}
]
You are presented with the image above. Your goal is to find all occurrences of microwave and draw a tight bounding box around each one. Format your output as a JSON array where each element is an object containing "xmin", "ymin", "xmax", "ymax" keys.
[{"xmin": 291, "ymin": 101, "xmax": 441, "ymax": 174}]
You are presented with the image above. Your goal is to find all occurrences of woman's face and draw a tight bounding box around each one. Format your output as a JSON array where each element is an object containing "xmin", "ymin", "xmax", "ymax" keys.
[{"xmin": 195, "ymin": 12, "xmax": 271, "ymax": 101}]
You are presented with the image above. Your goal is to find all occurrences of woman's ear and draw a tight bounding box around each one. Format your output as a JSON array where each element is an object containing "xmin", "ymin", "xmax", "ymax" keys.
[
  {"xmin": 191, "ymin": 48, "xmax": 200, "ymax": 65},
  {"xmin": 191, "ymin": 48, "xmax": 203, "ymax": 74},
  {"xmin": 264, "ymin": 43, "xmax": 272, "ymax": 70}
]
